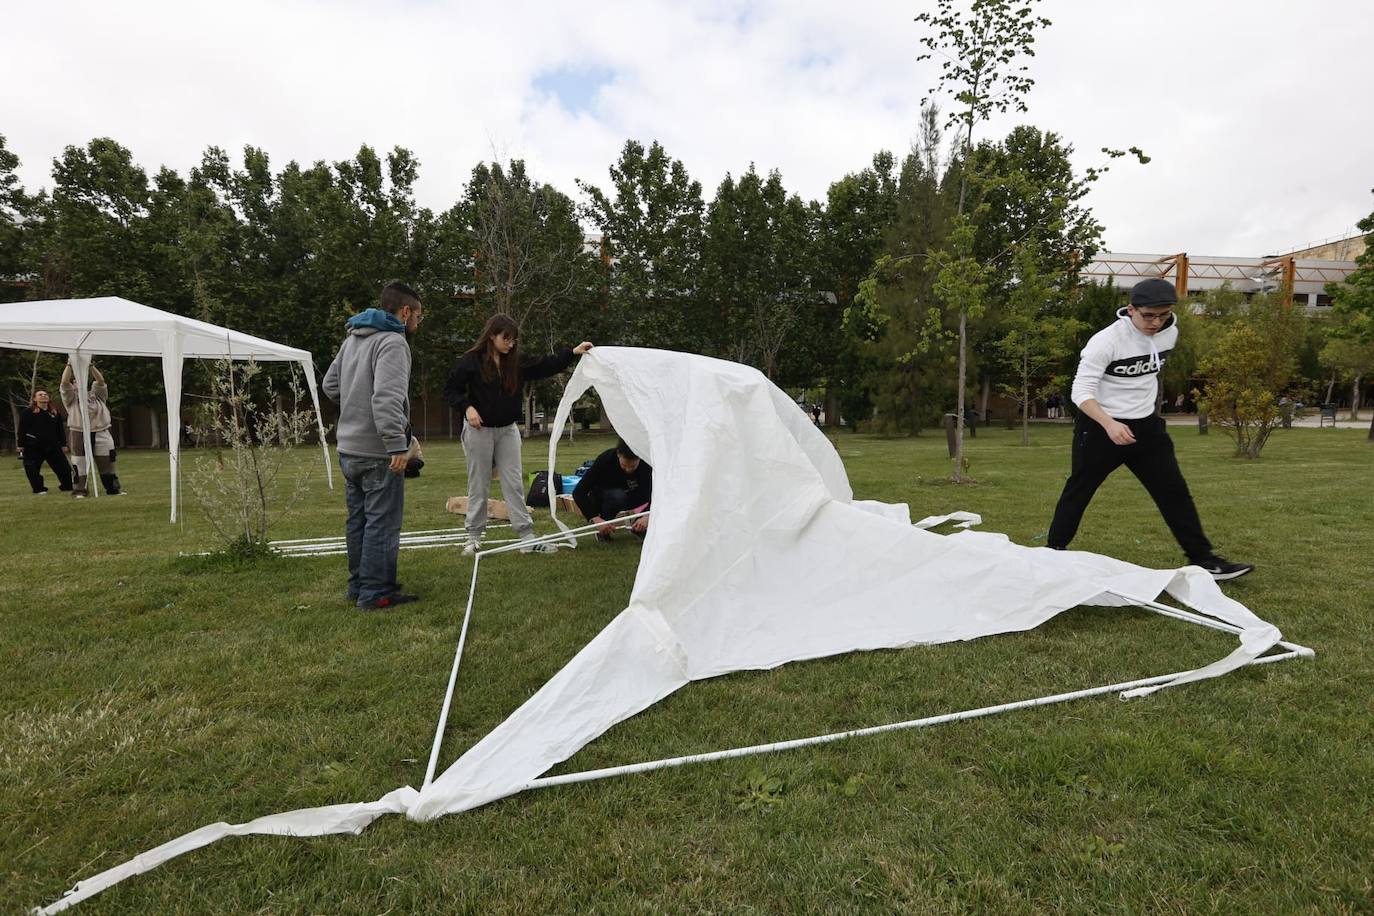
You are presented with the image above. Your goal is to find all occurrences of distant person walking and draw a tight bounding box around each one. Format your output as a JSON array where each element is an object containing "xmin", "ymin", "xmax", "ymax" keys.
[
  {"xmin": 323, "ymin": 282, "xmax": 424, "ymax": 610},
  {"xmin": 60, "ymin": 362, "xmax": 122, "ymax": 498},
  {"xmin": 444, "ymin": 313, "xmax": 592, "ymax": 555},
  {"xmin": 1046, "ymin": 278, "xmax": 1252, "ymax": 580},
  {"xmin": 18, "ymin": 388, "xmax": 73, "ymax": 494}
]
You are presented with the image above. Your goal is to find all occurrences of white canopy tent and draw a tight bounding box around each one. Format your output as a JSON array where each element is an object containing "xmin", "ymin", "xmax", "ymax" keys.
[
  {"xmin": 36, "ymin": 347, "xmax": 1310, "ymax": 913},
  {"xmin": 0, "ymin": 297, "xmax": 332, "ymax": 521}
]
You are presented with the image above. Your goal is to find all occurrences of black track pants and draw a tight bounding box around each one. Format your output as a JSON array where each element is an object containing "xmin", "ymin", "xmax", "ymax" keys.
[
  {"xmin": 1047, "ymin": 414, "xmax": 1212, "ymax": 561},
  {"xmin": 23, "ymin": 446, "xmax": 74, "ymax": 492}
]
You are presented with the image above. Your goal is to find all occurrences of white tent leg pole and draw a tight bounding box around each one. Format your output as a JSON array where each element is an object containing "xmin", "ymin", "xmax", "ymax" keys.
[
  {"xmin": 69, "ymin": 352, "xmax": 97, "ymax": 501},
  {"xmin": 160, "ymin": 332, "xmax": 184, "ymax": 523},
  {"xmin": 301, "ymin": 358, "xmax": 333, "ymax": 490},
  {"xmin": 423, "ymin": 555, "xmax": 484, "ymax": 789},
  {"xmin": 1116, "ymin": 592, "xmax": 1315, "ymax": 657},
  {"xmin": 522, "ymin": 648, "xmax": 1312, "ymax": 794}
]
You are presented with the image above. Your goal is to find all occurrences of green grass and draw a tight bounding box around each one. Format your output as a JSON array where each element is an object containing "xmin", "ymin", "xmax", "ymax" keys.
[{"xmin": 3, "ymin": 425, "xmax": 1372, "ymax": 914}]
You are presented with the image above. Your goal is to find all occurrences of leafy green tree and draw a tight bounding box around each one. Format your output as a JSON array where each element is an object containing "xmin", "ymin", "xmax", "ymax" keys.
[
  {"xmin": 816, "ymin": 152, "xmax": 901, "ymax": 424},
  {"xmin": 1195, "ymin": 291, "xmax": 1308, "ymax": 458},
  {"xmin": 991, "ymin": 239, "xmax": 1085, "ymax": 443},
  {"xmin": 702, "ymin": 165, "xmax": 818, "ymax": 379},
  {"xmin": 845, "ymin": 108, "xmax": 961, "ymax": 434},
  {"xmin": 0, "ymin": 133, "xmax": 29, "ymax": 299},
  {"xmin": 1319, "ymin": 332, "xmax": 1374, "ymax": 422},
  {"xmin": 579, "ymin": 140, "xmax": 705, "ymax": 351},
  {"xmin": 31, "ymin": 138, "xmax": 153, "ymax": 301},
  {"xmin": 916, "ymin": 0, "xmax": 1052, "ymax": 479},
  {"xmin": 462, "ymin": 160, "xmax": 590, "ymax": 345},
  {"xmin": 1327, "ymin": 193, "xmax": 1374, "ymax": 438}
]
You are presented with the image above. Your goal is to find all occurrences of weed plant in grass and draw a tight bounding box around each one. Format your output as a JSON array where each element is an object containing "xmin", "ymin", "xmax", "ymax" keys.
[{"xmin": 2, "ymin": 425, "xmax": 1371, "ymax": 913}]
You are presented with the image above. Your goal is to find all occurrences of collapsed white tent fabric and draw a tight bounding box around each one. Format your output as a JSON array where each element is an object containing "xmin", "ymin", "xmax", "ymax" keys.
[
  {"xmin": 37, "ymin": 346, "xmax": 1291, "ymax": 913},
  {"xmin": 410, "ymin": 347, "xmax": 1283, "ymax": 817},
  {"xmin": 0, "ymin": 297, "xmax": 332, "ymax": 521}
]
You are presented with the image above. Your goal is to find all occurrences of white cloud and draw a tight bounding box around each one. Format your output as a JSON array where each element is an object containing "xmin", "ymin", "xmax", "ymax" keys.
[{"xmin": 4, "ymin": 0, "xmax": 1371, "ymax": 253}]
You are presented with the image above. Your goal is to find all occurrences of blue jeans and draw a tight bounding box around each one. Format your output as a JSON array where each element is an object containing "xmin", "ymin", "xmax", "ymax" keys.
[{"xmin": 340, "ymin": 452, "xmax": 406, "ymax": 606}]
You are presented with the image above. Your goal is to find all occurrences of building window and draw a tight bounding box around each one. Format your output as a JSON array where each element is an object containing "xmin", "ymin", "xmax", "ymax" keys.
[
  {"xmin": 1315, "ymin": 294, "xmax": 1334, "ymax": 308},
  {"xmin": 1291, "ymin": 293, "xmax": 1310, "ymax": 307}
]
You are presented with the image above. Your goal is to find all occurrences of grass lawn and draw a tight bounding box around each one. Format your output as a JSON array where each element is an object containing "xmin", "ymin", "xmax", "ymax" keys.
[{"xmin": 3, "ymin": 423, "xmax": 1372, "ymax": 913}]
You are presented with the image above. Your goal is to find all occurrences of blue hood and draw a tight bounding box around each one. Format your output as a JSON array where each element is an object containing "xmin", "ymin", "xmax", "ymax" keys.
[{"xmin": 346, "ymin": 308, "xmax": 405, "ymax": 333}]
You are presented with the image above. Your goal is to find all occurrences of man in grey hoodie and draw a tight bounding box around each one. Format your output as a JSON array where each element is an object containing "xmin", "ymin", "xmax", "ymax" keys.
[{"xmin": 323, "ymin": 282, "xmax": 423, "ymax": 609}]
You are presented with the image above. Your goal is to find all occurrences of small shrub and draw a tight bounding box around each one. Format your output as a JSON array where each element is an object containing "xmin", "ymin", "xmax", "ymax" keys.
[{"xmin": 187, "ymin": 359, "xmax": 326, "ymax": 552}]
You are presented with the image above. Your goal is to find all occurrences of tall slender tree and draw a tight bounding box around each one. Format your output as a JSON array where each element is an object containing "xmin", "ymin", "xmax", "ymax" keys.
[
  {"xmin": 916, "ymin": 0, "xmax": 1051, "ymax": 479},
  {"xmin": 1326, "ymin": 192, "xmax": 1374, "ymax": 439},
  {"xmin": 579, "ymin": 140, "xmax": 705, "ymax": 351}
]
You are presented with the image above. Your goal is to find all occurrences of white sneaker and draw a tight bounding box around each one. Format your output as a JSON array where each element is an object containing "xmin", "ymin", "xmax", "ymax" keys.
[
  {"xmin": 519, "ymin": 540, "xmax": 558, "ymax": 555},
  {"xmin": 462, "ymin": 539, "xmax": 481, "ymax": 556}
]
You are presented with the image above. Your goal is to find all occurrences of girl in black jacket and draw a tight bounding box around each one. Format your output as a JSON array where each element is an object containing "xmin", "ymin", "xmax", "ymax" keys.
[
  {"xmin": 18, "ymin": 389, "xmax": 73, "ymax": 494},
  {"xmin": 444, "ymin": 313, "xmax": 592, "ymax": 554}
]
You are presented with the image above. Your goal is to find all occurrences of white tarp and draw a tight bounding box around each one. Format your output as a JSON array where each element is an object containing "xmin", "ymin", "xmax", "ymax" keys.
[
  {"xmin": 0, "ymin": 296, "xmax": 332, "ymax": 520},
  {"xmin": 38, "ymin": 346, "xmax": 1286, "ymax": 912}
]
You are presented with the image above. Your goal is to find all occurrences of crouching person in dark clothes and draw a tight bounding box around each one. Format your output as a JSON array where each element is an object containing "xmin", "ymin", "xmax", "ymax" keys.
[
  {"xmin": 1046, "ymin": 278, "xmax": 1252, "ymax": 581},
  {"xmin": 572, "ymin": 439, "xmax": 653, "ymax": 541}
]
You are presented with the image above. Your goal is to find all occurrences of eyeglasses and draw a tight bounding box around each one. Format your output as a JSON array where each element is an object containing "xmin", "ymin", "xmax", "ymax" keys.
[{"xmin": 1135, "ymin": 310, "xmax": 1172, "ymax": 323}]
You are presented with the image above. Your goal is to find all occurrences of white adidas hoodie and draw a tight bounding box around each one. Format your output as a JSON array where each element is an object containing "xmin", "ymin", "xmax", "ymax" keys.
[{"xmin": 1070, "ymin": 307, "xmax": 1177, "ymax": 420}]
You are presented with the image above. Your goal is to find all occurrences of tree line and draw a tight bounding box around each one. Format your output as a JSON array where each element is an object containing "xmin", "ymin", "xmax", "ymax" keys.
[{"xmin": 2, "ymin": 127, "xmax": 1370, "ymax": 453}]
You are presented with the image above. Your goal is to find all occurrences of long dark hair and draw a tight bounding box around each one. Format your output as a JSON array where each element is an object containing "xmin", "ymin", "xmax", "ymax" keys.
[{"xmin": 465, "ymin": 313, "xmax": 522, "ymax": 394}]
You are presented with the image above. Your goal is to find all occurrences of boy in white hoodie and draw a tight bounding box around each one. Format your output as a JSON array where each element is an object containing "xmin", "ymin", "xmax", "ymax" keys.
[{"xmin": 1046, "ymin": 278, "xmax": 1252, "ymax": 580}]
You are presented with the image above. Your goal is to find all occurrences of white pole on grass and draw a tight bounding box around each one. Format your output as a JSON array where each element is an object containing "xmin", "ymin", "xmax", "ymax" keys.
[
  {"xmin": 421, "ymin": 513, "xmax": 653, "ymax": 786},
  {"xmin": 424, "ymin": 553, "xmax": 485, "ymax": 789},
  {"xmin": 521, "ymin": 647, "xmax": 1311, "ymax": 793}
]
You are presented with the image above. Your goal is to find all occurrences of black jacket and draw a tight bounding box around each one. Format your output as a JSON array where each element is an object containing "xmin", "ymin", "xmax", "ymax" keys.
[
  {"xmin": 19, "ymin": 409, "xmax": 66, "ymax": 453},
  {"xmin": 444, "ymin": 348, "xmax": 574, "ymax": 428},
  {"xmin": 572, "ymin": 448, "xmax": 653, "ymax": 518}
]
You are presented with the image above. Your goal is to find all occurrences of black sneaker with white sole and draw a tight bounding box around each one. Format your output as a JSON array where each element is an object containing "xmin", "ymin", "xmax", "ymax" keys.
[{"xmin": 1192, "ymin": 555, "xmax": 1254, "ymax": 581}]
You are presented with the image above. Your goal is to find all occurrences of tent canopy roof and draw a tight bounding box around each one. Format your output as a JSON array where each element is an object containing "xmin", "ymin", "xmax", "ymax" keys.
[{"xmin": 0, "ymin": 297, "xmax": 311, "ymax": 362}]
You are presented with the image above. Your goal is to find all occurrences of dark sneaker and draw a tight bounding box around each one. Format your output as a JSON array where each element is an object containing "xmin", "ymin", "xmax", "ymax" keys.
[
  {"xmin": 359, "ymin": 593, "xmax": 420, "ymax": 610},
  {"xmin": 1192, "ymin": 556, "xmax": 1254, "ymax": 581}
]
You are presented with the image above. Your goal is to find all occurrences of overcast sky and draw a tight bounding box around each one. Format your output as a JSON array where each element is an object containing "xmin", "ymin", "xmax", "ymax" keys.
[{"xmin": 5, "ymin": 0, "xmax": 1371, "ymax": 256}]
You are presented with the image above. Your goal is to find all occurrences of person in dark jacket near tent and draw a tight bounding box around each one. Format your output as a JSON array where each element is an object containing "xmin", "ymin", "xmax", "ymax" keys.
[
  {"xmin": 18, "ymin": 388, "xmax": 73, "ymax": 494},
  {"xmin": 572, "ymin": 439, "xmax": 653, "ymax": 541},
  {"xmin": 1046, "ymin": 278, "xmax": 1252, "ymax": 580},
  {"xmin": 444, "ymin": 313, "xmax": 593, "ymax": 555},
  {"xmin": 323, "ymin": 282, "xmax": 424, "ymax": 611}
]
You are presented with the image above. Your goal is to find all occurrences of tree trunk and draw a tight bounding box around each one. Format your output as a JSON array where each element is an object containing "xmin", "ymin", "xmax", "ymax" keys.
[
  {"xmin": 952, "ymin": 310, "xmax": 966, "ymax": 482},
  {"xmin": 825, "ymin": 387, "xmax": 839, "ymax": 429},
  {"xmin": 950, "ymin": 101, "xmax": 976, "ymax": 484},
  {"xmin": 150, "ymin": 408, "xmax": 161, "ymax": 449},
  {"xmin": 1350, "ymin": 375, "xmax": 1362, "ymax": 421},
  {"xmin": 1021, "ymin": 350, "xmax": 1030, "ymax": 446},
  {"xmin": 8, "ymin": 397, "xmax": 20, "ymax": 451},
  {"xmin": 1325, "ymin": 372, "xmax": 1337, "ymax": 404},
  {"xmin": 979, "ymin": 375, "xmax": 991, "ymax": 422}
]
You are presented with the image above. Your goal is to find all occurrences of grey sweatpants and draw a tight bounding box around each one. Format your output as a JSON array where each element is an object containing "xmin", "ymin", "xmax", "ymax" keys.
[{"xmin": 462, "ymin": 422, "xmax": 535, "ymax": 540}]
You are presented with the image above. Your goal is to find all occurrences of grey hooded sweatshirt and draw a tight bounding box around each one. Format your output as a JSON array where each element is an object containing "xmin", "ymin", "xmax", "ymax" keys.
[{"xmin": 322, "ymin": 316, "xmax": 412, "ymax": 458}]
